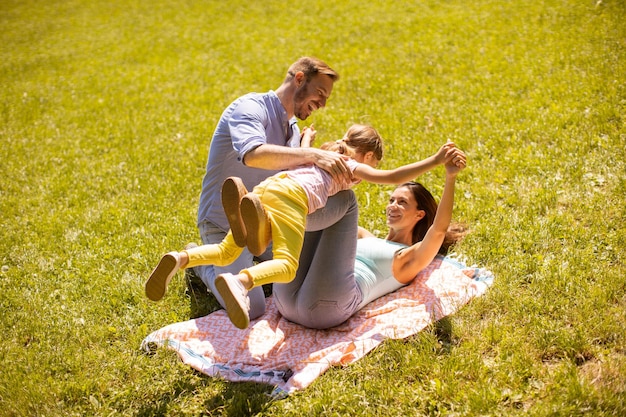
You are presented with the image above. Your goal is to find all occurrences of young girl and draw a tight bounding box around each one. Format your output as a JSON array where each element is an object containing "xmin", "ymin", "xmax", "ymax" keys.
[{"xmin": 146, "ymin": 124, "xmax": 464, "ymax": 329}]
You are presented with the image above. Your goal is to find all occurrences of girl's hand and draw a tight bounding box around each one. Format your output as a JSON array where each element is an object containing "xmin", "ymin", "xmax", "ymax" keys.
[
  {"xmin": 433, "ymin": 141, "xmax": 457, "ymax": 165},
  {"xmin": 300, "ymin": 125, "xmax": 317, "ymax": 148}
]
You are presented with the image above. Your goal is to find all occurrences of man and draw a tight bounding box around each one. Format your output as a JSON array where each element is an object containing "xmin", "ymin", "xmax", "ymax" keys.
[{"xmin": 192, "ymin": 57, "xmax": 350, "ymax": 320}]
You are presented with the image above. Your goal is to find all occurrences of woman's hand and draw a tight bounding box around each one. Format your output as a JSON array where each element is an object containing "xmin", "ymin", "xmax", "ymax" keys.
[{"xmin": 445, "ymin": 148, "xmax": 466, "ymax": 176}]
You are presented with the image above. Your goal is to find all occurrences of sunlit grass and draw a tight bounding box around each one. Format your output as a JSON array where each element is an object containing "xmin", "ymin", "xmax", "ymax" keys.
[{"xmin": 1, "ymin": 0, "xmax": 625, "ymax": 415}]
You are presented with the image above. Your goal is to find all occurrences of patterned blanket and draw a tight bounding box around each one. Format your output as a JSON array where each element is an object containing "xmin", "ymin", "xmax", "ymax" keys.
[{"xmin": 141, "ymin": 255, "xmax": 494, "ymax": 398}]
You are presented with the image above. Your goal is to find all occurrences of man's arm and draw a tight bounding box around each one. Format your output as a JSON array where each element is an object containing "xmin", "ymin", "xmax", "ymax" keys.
[{"xmin": 243, "ymin": 144, "xmax": 353, "ymax": 182}]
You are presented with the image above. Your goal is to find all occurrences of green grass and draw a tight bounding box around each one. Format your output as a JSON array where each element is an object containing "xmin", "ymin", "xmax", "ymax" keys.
[{"xmin": 1, "ymin": 0, "xmax": 625, "ymax": 415}]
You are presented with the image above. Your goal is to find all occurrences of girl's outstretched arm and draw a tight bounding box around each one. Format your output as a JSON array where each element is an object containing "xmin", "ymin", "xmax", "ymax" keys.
[
  {"xmin": 300, "ymin": 125, "xmax": 316, "ymax": 148},
  {"xmin": 353, "ymin": 142, "xmax": 461, "ymax": 184}
]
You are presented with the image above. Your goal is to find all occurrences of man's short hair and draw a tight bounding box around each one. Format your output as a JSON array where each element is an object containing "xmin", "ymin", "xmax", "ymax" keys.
[{"xmin": 287, "ymin": 57, "xmax": 339, "ymax": 82}]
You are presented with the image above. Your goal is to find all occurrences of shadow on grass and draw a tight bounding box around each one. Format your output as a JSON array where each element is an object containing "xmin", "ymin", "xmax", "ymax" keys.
[
  {"xmin": 433, "ymin": 316, "xmax": 455, "ymax": 351},
  {"xmin": 135, "ymin": 371, "xmax": 275, "ymax": 416},
  {"xmin": 201, "ymin": 379, "xmax": 276, "ymax": 416},
  {"xmin": 185, "ymin": 269, "xmax": 221, "ymax": 319}
]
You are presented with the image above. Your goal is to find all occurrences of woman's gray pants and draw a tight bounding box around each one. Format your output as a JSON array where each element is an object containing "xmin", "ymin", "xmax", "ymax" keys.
[{"xmin": 273, "ymin": 190, "xmax": 362, "ymax": 329}]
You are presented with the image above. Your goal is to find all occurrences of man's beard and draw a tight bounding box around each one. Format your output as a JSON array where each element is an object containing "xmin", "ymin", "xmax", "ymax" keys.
[{"xmin": 293, "ymin": 83, "xmax": 309, "ymax": 120}]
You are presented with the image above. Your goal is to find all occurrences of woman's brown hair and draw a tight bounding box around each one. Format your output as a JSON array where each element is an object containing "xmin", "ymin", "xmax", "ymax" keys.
[{"xmin": 399, "ymin": 182, "xmax": 467, "ymax": 254}]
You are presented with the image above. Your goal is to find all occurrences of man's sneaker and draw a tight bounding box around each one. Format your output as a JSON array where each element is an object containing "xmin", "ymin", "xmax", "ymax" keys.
[
  {"xmin": 240, "ymin": 193, "xmax": 271, "ymax": 256},
  {"xmin": 214, "ymin": 273, "xmax": 250, "ymax": 329},
  {"xmin": 221, "ymin": 177, "xmax": 248, "ymax": 247},
  {"xmin": 184, "ymin": 242, "xmax": 199, "ymax": 251},
  {"xmin": 145, "ymin": 252, "xmax": 182, "ymax": 301}
]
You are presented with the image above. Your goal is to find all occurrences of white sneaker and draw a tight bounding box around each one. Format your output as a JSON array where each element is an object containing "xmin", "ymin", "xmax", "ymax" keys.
[
  {"xmin": 145, "ymin": 252, "xmax": 181, "ymax": 301},
  {"xmin": 214, "ymin": 273, "xmax": 250, "ymax": 329}
]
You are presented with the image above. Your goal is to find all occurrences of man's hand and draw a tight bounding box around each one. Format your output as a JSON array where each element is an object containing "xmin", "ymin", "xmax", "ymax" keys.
[{"xmin": 311, "ymin": 148, "xmax": 352, "ymax": 182}]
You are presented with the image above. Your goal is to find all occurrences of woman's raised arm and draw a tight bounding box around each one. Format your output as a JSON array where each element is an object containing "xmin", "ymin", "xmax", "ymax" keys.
[{"xmin": 391, "ymin": 153, "xmax": 466, "ymax": 284}]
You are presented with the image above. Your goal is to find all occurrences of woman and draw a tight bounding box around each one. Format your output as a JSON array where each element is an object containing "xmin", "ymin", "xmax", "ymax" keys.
[{"xmin": 272, "ymin": 149, "xmax": 466, "ymax": 329}]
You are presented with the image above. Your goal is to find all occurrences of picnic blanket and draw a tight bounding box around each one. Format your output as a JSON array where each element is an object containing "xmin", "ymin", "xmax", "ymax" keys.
[{"xmin": 141, "ymin": 255, "xmax": 494, "ymax": 398}]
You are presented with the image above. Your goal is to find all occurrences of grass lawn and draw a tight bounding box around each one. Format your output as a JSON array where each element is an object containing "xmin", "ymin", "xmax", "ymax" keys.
[{"xmin": 1, "ymin": 0, "xmax": 625, "ymax": 415}]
